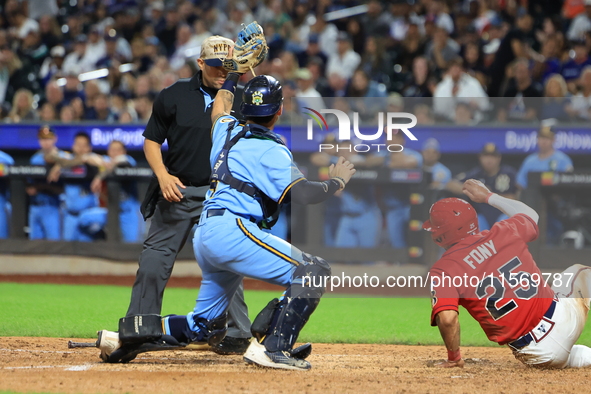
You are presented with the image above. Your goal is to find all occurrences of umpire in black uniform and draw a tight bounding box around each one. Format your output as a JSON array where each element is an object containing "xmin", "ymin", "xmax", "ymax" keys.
[{"xmin": 128, "ymin": 36, "xmax": 251, "ymax": 354}]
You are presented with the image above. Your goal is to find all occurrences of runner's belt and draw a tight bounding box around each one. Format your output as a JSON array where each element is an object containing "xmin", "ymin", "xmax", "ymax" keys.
[{"xmin": 508, "ymin": 300, "xmax": 557, "ymax": 350}]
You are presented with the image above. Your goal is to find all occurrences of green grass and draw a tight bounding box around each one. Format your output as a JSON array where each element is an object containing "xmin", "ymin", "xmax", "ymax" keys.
[{"xmin": 2, "ymin": 282, "xmax": 591, "ymax": 347}]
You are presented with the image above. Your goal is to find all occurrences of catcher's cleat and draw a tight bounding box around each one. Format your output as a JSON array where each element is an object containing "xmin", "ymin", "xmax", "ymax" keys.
[
  {"xmin": 211, "ymin": 336, "xmax": 251, "ymax": 355},
  {"xmin": 243, "ymin": 339, "xmax": 311, "ymax": 371},
  {"xmin": 97, "ymin": 330, "xmax": 121, "ymax": 362}
]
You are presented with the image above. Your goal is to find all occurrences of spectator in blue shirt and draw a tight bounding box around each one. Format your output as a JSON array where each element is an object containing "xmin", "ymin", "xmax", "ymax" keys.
[
  {"xmin": 517, "ymin": 126, "xmax": 574, "ymax": 244},
  {"xmin": 28, "ymin": 126, "xmax": 66, "ymax": 240},
  {"xmin": 561, "ymin": 39, "xmax": 591, "ymax": 92},
  {"xmin": 517, "ymin": 126, "xmax": 574, "ymax": 188},
  {"xmin": 421, "ymin": 138, "xmax": 451, "ymax": 190}
]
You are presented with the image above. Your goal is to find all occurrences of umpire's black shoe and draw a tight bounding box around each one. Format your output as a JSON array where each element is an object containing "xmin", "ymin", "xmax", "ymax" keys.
[{"xmin": 211, "ymin": 336, "xmax": 251, "ymax": 355}]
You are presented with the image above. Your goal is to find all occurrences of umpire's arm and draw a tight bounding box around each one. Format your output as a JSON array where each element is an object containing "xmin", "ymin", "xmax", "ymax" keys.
[{"xmin": 144, "ymin": 91, "xmax": 185, "ymax": 202}]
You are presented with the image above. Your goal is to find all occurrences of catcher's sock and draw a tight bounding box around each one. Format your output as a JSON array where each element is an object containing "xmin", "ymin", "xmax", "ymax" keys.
[{"xmin": 163, "ymin": 315, "xmax": 193, "ymax": 343}]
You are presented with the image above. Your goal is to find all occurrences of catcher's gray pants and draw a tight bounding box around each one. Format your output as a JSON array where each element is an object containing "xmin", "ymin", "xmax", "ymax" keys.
[{"xmin": 126, "ymin": 185, "xmax": 251, "ymax": 338}]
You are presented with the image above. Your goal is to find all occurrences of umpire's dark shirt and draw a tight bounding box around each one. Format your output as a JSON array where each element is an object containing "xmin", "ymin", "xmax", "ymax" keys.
[{"xmin": 143, "ymin": 70, "xmax": 241, "ymax": 186}]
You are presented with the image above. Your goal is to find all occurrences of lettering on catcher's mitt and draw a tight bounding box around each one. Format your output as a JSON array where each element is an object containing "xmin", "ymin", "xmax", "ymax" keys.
[{"xmin": 223, "ymin": 21, "xmax": 268, "ymax": 75}]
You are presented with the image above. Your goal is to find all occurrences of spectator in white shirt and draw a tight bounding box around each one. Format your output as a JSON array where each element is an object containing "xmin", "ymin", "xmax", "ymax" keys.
[
  {"xmin": 295, "ymin": 67, "xmax": 326, "ymax": 109},
  {"xmin": 39, "ymin": 45, "xmax": 66, "ymax": 85},
  {"xmin": 310, "ymin": 16, "xmax": 339, "ymax": 58},
  {"xmin": 433, "ymin": 58, "xmax": 490, "ymax": 122},
  {"xmin": 188, "ymin": 19, "xmax": 212, "ymax": 49},
  {"xmin": 81, "ymin": 26, "xmax": 106, "ymax": 71},
  {"xmin": 326, "ymin": 32, "xmax": 361, "ymax": 80},
  {"xmin": 12, "ymin": 9, "xmax": 39, "ymax": 40},
  {"xmin": 567, "ymin": 0, "xmax": 591, "ymax": 40},
  {"xmin": 169, "ymin": 24, "xmax": 194, "ymax": 70},
  {"xmin": 429, "ymin": 0, "xmax": 454, "ymax": 34},
  {"xmin": 63, "ymin": 35, "xmax": 93, "ymax": 74}
]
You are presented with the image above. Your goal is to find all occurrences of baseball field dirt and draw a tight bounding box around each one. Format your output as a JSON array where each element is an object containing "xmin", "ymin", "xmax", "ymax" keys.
[{"xmin": 1, "ymin": 336, "xmax": 590, "ymax": 394}]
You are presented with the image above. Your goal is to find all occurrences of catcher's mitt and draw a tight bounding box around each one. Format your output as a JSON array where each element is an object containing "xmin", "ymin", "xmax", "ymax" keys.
[{"xmin": 223, "ymin": 21, "xmax": 268, "ymax": 75}]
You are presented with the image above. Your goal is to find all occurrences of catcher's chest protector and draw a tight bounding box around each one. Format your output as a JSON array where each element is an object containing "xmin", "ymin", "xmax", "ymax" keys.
[{"xmin": 210, "ymin": 122, "xmax": 285, "ymax": 229}]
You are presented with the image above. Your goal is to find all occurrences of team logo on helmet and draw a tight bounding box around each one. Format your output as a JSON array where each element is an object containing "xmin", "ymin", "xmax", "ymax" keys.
[{"xmin": 252, "ymin": 91, "xmax": 263, "ymax": 105}]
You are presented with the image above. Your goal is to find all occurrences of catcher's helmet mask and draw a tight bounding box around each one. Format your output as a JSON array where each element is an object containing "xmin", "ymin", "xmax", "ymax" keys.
[
  {"xmin": 423, "ymin": 198, "xmax": 479, "ymax": 249},
  {"xmin": 241, "ymin": 75, "xmax": 283, "ymax": 118}
]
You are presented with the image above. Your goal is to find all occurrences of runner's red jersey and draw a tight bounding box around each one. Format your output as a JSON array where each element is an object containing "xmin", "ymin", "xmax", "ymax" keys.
[{"xmin": 429, "ymin": 214, "xmax": 554, "ymax": 345}]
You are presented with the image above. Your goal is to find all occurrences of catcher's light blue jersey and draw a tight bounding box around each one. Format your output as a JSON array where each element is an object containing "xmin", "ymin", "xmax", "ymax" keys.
[{"xmin": 204, "ymin": 114, "xmax": 304, "ymax": 220}]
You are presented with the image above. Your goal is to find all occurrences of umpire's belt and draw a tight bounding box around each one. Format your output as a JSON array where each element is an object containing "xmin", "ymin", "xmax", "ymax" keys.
[
  {"xmin": 203, "ymin": 208, "xmax": 257, "ymax": 224},
  {"xmin": 508, "ymin": 300, "xmax": 557, "ymax": 350},
  {"xmin": 178, "ymin": 178, "xmax": 206, "ymax": 187}
]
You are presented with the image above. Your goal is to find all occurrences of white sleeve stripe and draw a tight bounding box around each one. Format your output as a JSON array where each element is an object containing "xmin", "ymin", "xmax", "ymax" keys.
[{"xmin": 488, "ymin": 193, "xmax": 539, "ymax": 224}]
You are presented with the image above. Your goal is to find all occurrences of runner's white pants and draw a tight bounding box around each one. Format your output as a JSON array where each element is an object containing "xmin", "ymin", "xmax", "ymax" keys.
[{"xmin": 511, "ymin": 264, "xmax": 591, "ymax": 368}]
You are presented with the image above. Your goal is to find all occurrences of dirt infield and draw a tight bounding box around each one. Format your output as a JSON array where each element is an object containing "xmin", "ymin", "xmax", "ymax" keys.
[{"xmin": 1, "ymin": 337, "xmax": 589, "ymax": 394}]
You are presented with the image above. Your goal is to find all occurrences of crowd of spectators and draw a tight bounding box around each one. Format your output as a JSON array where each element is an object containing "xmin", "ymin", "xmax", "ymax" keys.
[
  {"xmin": 3, "ymin": 0, "xmax": 591, "ymax": 125},
  {"xmin": 0, "ymin": 0, "xmax": 588, "ymax": 248}
]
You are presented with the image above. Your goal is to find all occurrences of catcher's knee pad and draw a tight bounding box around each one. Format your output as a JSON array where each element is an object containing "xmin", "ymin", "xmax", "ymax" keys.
[
  {"xmin": 290, "ymin": 252, "xmax": 332, "ymax": 298},
  {"xmin": 252, "ymin": 253, "xmax": 331, "ymax": 353}
]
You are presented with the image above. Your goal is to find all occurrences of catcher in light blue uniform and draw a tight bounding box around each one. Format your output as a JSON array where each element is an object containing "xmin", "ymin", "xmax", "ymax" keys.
[
  {"xmin": 97, "ymin": 23, "xmax": 355, "ymax": 371},
  {"xmin": 179, "ymin": 72, "xmax": 354, "ymax": 371}
]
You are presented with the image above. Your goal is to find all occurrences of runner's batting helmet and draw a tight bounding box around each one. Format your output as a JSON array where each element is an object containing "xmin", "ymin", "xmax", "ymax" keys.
[
  {"xmin": 422, "ymin": 198, "xmax": 479, "ymax": 248},
  {"xmin": 241, "ymin": 75, "xmax": 283, "ymax": 117}
]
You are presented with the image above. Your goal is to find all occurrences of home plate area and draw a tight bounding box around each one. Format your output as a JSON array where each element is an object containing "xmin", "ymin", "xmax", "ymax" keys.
[{"xmin": 2, "ymin": 337, "xmax": 591, "ymax": 393}]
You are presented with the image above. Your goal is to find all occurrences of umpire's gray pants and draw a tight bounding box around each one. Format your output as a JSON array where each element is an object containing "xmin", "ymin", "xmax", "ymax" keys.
[{"xmin": 126, "ymin": 185, "xmax": 251, "ymax": 338}]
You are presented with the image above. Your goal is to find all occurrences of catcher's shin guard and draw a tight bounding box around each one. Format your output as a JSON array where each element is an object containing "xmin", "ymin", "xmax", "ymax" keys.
[
  {"xmin": 255, "ymin": 253, "xmax": 330, "ymax": 353},
  {"xmin": 118, "ymin": 314, "xmax": 163, "ymax": 343}
]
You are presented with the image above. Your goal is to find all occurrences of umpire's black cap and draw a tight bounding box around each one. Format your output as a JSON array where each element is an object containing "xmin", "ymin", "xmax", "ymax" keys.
[{"xmin": 241, "ymin": 75, "xmax": 283, "ymax": 117}]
